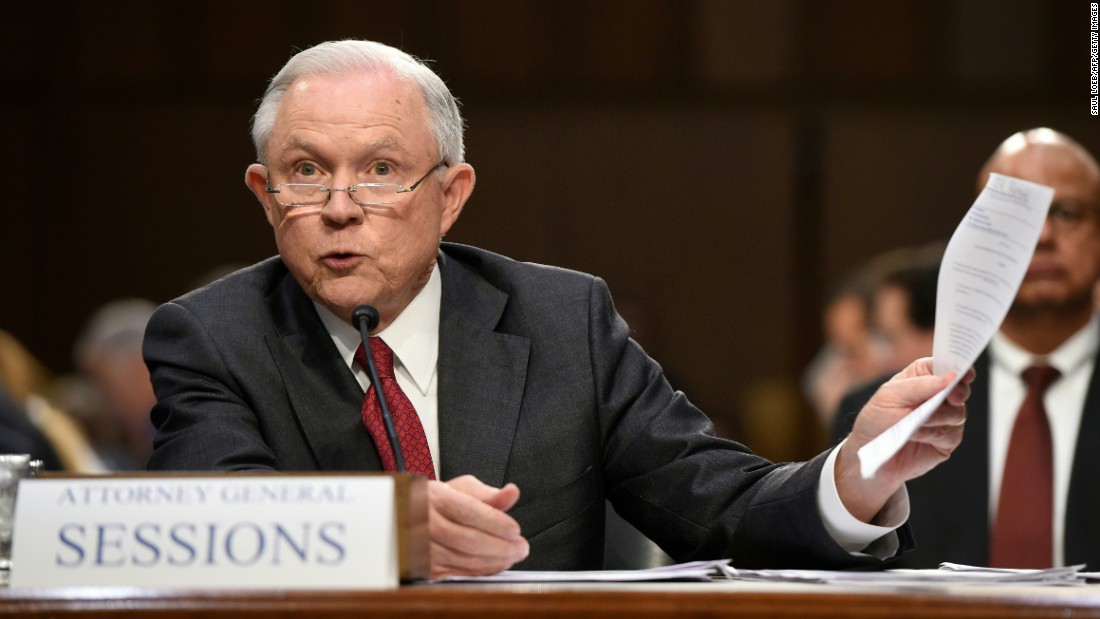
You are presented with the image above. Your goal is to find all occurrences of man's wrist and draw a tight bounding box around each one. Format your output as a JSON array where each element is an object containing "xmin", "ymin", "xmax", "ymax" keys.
[
  {"xmin": 818, "ymin": 442, "xmax": 909, "ymax": 555},
  {"xmin": 834, "ymin": 439, "xmax": 902, "ymax": 522}
]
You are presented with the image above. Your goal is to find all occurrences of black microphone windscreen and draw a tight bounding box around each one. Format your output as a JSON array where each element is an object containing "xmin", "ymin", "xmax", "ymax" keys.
[{"xmin": 352, "ymin": 305, "xmax": 380, "ymax": 332}]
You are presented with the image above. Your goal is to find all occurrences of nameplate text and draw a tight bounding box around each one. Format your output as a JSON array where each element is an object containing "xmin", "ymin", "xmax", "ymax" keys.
[{"xmin": 9, "ymin": 475, "xmax": 399, "ymax": 589}]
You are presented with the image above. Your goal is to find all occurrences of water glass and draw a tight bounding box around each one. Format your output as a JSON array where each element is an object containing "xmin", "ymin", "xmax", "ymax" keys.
[{"xmin": 0, "ymin": 454, "xmax": 42, "ymax": 580}]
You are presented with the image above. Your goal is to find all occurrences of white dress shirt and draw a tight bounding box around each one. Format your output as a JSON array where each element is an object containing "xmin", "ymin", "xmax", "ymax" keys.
[
  {"xmin": 314, "ymin": 265, "xmax": 903, "ymax": 556},
  {"xmin": 315, "ymin": 266, "xmax": 442, "ymax": 478},
  {"xmin": 988, "ymin": 313, "xmax": 1099, "ymax": 567}
]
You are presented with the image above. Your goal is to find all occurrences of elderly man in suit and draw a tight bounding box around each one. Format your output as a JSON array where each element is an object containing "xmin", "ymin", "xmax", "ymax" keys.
[
  {"xmin": 834, "ymin": 128, "xmax": 1100, "ymax": 569},
  {"xmin": 144, "ymin": 39, "xmax": 970, "ymax": 578}
]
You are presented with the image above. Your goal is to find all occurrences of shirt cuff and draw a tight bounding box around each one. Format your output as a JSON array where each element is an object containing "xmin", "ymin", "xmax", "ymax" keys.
[{"xmin": 817, "ymin": 441, "xmax": 910, "ymax": 558}]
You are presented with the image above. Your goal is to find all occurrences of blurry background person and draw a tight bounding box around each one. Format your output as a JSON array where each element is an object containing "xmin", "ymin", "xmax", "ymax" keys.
[
  {"xmin": 0, "ymin": 381, "xmax": 61, "ymax": 469},
  {"xmin": 73, "ymin": 299, "xmax": 158, "ymax": 470},
  {"xmin": 801, "ymin": 275, "xmax": 878, "ymax": 427},
  {"xmin": 0, "ymin": 330, "xmax": 102, "ymax": 471},
  {"xmin": 870, "ymin": 248, "xmax": 940, "ymax": 372},
  {"xmin": 831, "ymin": 245, "xmax": 941, "ymax": 441},
  {"xmin": 801, "ymin": 251, "xmax": 914, "ymax": 428},
  {"xmin": 836, "ymin": 128, "xmax": 1100, "ymax": 569}
]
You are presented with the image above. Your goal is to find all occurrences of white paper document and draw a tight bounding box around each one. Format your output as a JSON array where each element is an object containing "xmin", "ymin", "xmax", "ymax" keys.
[
  {"xmin": 857, "ymin": 173, "xmax": 1054, "ymax": 479},
  {"xmin": 730, "ymin": 563, "xmax": 1088, "ymax": 586},
  {"xmin": 432, "ymin": 560, "xmax": 1094, "ymax": 587},
  {"xmin": 430, "ymin": 559, "xmax": 734, "ymax": 583}
]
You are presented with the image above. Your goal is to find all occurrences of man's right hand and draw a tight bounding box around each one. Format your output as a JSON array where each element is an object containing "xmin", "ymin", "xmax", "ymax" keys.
[{"xmin": 427, "ymin": 475, "xmax": 529, "ymax": 578}]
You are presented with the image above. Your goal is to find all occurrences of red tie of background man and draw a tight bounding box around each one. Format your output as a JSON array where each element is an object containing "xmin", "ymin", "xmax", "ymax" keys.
[
  {"xmin": 989, "ymin": 364, "xmax": 1060, "ymax": 568},
  {"xmin": 354, "ymin": 338, "xmax": 436, "ymax": 479}
]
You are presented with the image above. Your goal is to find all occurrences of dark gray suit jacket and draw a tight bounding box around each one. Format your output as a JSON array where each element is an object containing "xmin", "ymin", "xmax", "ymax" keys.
[
  {"xmin": 833, "ymin": 352, "xmax": 1100, "ymax": 569},
  {"xmin": 145, "ymin": 243, "xmax": 910, "ymax": 570}
]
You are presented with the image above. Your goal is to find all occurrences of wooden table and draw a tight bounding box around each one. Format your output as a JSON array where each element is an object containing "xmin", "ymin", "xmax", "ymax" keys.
[{"xmin": 4, "ymin": 580, "xmax": 1100, "ymax": 618}]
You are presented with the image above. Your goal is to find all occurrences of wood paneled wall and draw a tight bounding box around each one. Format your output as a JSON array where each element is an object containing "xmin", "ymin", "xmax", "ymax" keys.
[{"xmin": 1, "ymin": 0, "xmax": 1094, "ymax": 459}]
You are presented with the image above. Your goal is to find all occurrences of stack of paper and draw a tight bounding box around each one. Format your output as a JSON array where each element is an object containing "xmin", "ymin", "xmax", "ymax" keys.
[
  {"xmin": 729, "ymin": 563, "xmax": 1088, "ymax": 587},
  {"xmin": 433, "ymin": 561, "xmax": 1098, "ymax": 586},
  {"xmin": 432, "ymin": 560, "xmax": 732, "ymax": 583}
]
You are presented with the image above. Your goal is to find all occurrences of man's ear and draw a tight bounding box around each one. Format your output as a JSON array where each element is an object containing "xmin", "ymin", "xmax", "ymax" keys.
[
  {"xmin": 439, "ymin": 163, "xmax": 475, "ymax": 237},
  {"xmin": 245, "ymin": 163, "xmax": 276, "ymax": 226}
]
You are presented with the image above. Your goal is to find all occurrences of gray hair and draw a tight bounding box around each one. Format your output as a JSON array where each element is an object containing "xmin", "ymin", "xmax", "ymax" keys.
[
  {"xmin": 250, "ymin": 40, "xmax": 465, "ymax": 166},
  {"xmin": 74, "ymin": 299, "xmax": 157, "ymax": 368}
]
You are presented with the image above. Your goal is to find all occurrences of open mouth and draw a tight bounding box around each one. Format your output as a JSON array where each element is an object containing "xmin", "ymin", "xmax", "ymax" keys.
[
  {"xmin": 1026, "ymin": 263, "xmax": 1064, "ymax": 279},
  {"xmin": 321, "ymin": 252, "xmax": 363, "ymax": 270}
]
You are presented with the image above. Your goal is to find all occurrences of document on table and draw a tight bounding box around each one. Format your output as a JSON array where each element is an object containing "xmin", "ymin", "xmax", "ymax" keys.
[
  {"xmin": 730, "ymin": 563, "xmax": 1089, "ymax": 586},
  {"xmin": 430, "ymin": 559, "xmax": 1096, "ymax": 587},
  {"xmin": 857, "ymin": 173, "xmax": 1054, "ymax": 479},
  {"xmin": 430, "ymin": 559, "xmax": 734, "ymax": 583}
]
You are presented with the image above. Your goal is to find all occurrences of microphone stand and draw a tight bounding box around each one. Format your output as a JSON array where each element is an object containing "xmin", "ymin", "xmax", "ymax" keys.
[{"xmin": 353, "ymin": 305, "xmax": 407, "ymax": 473}]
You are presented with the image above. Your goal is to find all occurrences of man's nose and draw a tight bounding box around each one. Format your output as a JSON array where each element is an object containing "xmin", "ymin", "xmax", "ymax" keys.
[
  {"xmin": 321, "ymin": 186, "xmax": 365, "ymax": 225},
  {"xmin": 1036, "ymin": 214, "xmax": 1056, "ymax": 245}
]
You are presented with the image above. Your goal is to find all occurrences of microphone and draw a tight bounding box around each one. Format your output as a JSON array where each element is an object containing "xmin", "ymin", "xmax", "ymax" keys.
[{"xmin": 352, "ymin": 304, "xmax": 407, "ymax": 473}]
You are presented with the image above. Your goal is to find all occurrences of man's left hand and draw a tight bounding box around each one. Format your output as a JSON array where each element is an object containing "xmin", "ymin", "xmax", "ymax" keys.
[{"xmin": 835, "ymin": 357, "xmax": 974, "ymax": 523}]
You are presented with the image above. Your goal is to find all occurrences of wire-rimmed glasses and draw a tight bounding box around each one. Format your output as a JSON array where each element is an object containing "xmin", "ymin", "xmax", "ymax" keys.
[{"xmin": 265, "ymin": 162, "xmax": 445, "ymax": 209}]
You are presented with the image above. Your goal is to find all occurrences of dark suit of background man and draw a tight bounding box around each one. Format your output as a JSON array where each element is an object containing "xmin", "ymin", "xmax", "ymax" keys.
[
  {"xmin": 142, "ymin": 39, "xmax": 970, "ymax": 578},
  {"xmin": 835, "ymin": 128, "xmax": 1100, "ymax": 569}
]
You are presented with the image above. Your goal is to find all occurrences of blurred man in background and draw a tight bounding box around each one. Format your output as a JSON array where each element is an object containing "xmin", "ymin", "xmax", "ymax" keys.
[
  {"xmin": 74, "ymin": 299, "xmax": 158, "ymax": 470},
  {"xmin": 836, "ymin": 128, "xmax": 1100, "ymax": 569},
  {"xmin": 0, "ymin": 330, "xmax": 101, "ymax": 471},
  {"xmin": 832, "ymin": 245, "xmax": 941, "ymax": 441},
  {"xmin": 803, "ymin": 250, "xmax": 915, "ymax": 428}
]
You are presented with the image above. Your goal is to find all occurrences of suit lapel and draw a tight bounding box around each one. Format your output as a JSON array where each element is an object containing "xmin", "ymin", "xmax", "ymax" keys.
[
  {"xmin": 909, "ymin": 352, "xmax": 991, "ymax": 566},
  {"xmin": 960, "ymin": 351, "xmax": 992, "ymax": 560},
  {"xmin": 1064, "ymin": 349, "xmax": 1100, "ymax": 568},
  {"xmin": 265, "ymin": 271, "xmax": 381, "ymax": 471},
  {"xmin": 436, "ymin": 251, "xmax": 530, "ymax": 487}
]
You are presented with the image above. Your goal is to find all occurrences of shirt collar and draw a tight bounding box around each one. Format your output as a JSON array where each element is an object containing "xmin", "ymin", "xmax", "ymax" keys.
[
  {"xmin": 990, "ymin": 313, "xmax": 1100, "ymax": 378},
  {"xmin": 313, "ymin": 266, "xmax": 441, "ymax": 396}
]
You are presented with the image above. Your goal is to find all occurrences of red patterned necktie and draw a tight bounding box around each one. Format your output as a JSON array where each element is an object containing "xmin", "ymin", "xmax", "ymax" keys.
[
  {"xmin": 354, "ymin": 338, "xmax": 436, "ymax": 479},
  {"xmin": 989, "ymin": 364, "xmax": 1060, "ymax": 568}
]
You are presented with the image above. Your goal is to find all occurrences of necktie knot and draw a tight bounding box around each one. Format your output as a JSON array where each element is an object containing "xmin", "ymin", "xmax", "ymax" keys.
[
  {"xmin": 353, "ymin": 337, "xmax": 435, "ymax": 479},
  {"xmin": 1022, "ymin": 365, "xmax": 1060, "ymax": 395},
  {"xmin": 354, "ymin": 338, "xmax": 395, "ymax": 379}
]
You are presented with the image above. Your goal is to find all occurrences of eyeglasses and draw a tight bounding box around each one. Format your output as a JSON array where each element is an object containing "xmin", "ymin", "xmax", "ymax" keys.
[
  {"xmin": 265, "ymin": 162, "xmax": 445, "ymax": 208},
  {"xmin": 1046, "ymin": 200, "xmax": 1098, "ymax": 234}
]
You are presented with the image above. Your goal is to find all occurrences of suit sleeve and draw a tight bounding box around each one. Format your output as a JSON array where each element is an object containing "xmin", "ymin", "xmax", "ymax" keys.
[
  {"xmin": 143, "ymin": 301, "xmax": 280, "ymax": 471},
  {"xmin": 587, "ymin": 277, "xmax": 912, "ymax": 568}
]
